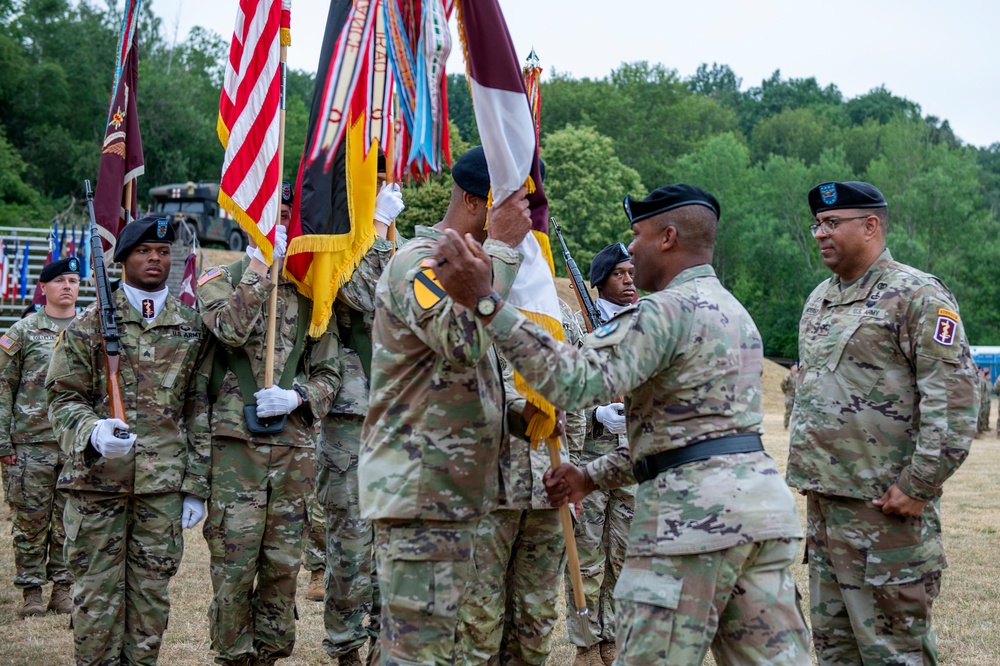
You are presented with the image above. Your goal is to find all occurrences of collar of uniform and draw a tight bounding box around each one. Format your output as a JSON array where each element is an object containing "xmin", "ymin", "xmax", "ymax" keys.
[
  {"xmin": 114, "ymin": 288, "xmax": 186, "ymax": 328},
  {"xmin": 414, "ymin": 225, "xmax": 443, "ymax": 240},
  {"xmin": 32, "ymin": 308, "xmax": 62, "ymax": 332},
  {"xmin": 665, "ymin": 263, "xmax": 716, "ymax": 290},
  {"xmin": 823, "ymin": 248, "xmax": 893, "ymax": 306}
]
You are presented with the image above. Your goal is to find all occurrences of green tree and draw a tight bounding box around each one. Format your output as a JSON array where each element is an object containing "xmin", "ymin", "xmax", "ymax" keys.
[{"xmin": 750, "ymin": 107, "xmax": 842, "ymax": 165}]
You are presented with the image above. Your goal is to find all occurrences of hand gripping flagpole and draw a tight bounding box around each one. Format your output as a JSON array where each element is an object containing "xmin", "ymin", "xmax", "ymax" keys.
[{"xmin": 263, "ymin": 40, "xmax": 288, "ymax": 387}]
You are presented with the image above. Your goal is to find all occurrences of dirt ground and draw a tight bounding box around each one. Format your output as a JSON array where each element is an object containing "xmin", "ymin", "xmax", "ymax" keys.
[{"xmin": 1, "ymin": 360, "xmax": 998, "ymax": 665}]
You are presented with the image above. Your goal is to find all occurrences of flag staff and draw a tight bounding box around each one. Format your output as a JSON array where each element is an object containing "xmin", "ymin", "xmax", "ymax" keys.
[{"xmin": 263, "ymin": 40, "xmax": 288, "ymax": 388}]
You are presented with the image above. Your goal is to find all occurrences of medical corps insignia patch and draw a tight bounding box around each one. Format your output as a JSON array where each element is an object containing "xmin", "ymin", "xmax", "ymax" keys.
[
  {"xmin": 413, "ymin": 267, "xmax": 445, "ymax": 310},
  {"xmin": 933, "ymin": 308, "xmax": 958, "ymax": 346},
  {"xmin": 819, "ymin": 183, "xmax": 838, "ymax": 205}
]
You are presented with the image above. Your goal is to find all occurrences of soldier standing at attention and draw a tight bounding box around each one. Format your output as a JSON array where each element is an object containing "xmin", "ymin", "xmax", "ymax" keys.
[
  {"xmin": 788, "ymin": 181, "xmax": 978, "ymax": 665},
  {"xmin": 566, "ymin": 242, "xmax": 636, "ymax": 666},
  {"xmin": 45, "ymin": 217, "xmax": 212, "ymax": 665},
  {"xmin": 976, "ymin": 367, "xmax": 991, "ymax": 438},
  {"xmin": 433, "ymin": 183, "xmax": 810, "ymax": 665},
  {"xmin": 198, "ymin": 187, "xmax": 342, "ymax": 666},
  {"xmin": 0, "ymin": 257, "xmax": 81, "ymax": 618},
  {"xmin": 780, "ymin": 362, "xmax": 798, "ymax": 430},
  {"xmin": 358, "ymin": 146, "xmax": 535, "ymax": 664}
]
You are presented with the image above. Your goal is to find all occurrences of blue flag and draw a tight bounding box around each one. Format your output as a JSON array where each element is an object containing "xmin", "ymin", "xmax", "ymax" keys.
[
  {"xmin": 19, "ymin": 240, "xmax": 30, "ymax": 300},
  {"xmin": 52, "ymin": 221, "xmax": 61, "ymax": 261}
]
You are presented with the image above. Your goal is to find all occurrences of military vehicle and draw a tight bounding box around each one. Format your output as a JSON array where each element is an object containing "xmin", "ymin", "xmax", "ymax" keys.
[{"xmin": 149, "ymin": 181, "xmax": 248, "ymax": 251}]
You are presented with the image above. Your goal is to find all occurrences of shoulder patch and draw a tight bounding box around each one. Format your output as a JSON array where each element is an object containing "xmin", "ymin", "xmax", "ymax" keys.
[
  {"xmin": 933, "ymin": 309, "xmax": 958, "ymax": 346},
  {"xmin": 0, "ymin": 333, "xmax": 20, "ymax": 355},
  {"xmin": 198, "ymin": 267, "xmax": 222, "ymax": 286},
  {"xmin": 593, "ymin": 321, "xmax": 619, "ymax": 338},
  {"xmin": 413, "ymin": 267, "xmax": 445, "ymax": 310}
]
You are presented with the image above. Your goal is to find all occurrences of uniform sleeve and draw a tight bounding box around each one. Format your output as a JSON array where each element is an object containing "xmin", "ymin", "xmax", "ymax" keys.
[
  {"xmin": 297, "ymin": 328, "xmax": 342, "ymax": 426},
  {"xmin": 45, "ymin": 318, "xmax": 102, "ymax": 461},
  {"xmin": 198, "ymin": 265, "xmax": 273, "ymax": 346},
  {"xmin": 390, "ymin": 239, "xmax": 521, "ymax": 368},
  {"xmin": 895, "ymin": 287, "xmax": 978, "ymax": 500},
  {"xmin": 180, "ymin": 331, "xmax": 214, "ymax": 498},
  {"xmin": 489, "ymin": 297, "xmax": 676, "ymax": 414},
  {"xmin": 585, "ymin": 439, "xmax": 636, "ymax": 490},
  {"xmin": 0, "ymin": 325, "xmax": 23, "ymax": 456},
  {"xmin": 337, "ymin": 236, "xmax": 393, "ymax": 313}
]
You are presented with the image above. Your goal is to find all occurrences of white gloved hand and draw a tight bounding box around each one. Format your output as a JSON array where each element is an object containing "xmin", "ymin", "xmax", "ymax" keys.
[
  {"xmin": 374, "ymin": 183, "xmax": 405, "ymax": 224},
  {"xmin": 181, "ymin": 495, "xmax": 205, "ymax": 529},
  {"xmin": 273, "ymin": 224, "xmax": 288, "ymax": 259},
  {"xmin": 595, "ymin": 403, "xmax": 627, "ymax": 435},
  {"xmin": 90, "ymin": 418, "xmax": 136, "ymax": 459},
  {"xmin": 254, "ymin": 385, "xmax": 301, "ymax": 418}
]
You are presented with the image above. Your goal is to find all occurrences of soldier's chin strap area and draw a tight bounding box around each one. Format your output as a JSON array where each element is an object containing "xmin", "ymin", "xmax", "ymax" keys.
[{"xmin": 208, "ymin": 259, "xmax": 312, "ymax": 434}]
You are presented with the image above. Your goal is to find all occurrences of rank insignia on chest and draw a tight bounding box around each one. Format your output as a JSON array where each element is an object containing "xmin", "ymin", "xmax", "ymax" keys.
[
  {"xmin": 933, "ymin": 308, "xmax": 958, "ymax": 346},
  {"xmin": 142, "ymin": 299, "xmax": 155, "ymax": 319},
  {"xmin": 413, "ymin": 267, "xmax": 445, "ymax": 310},
  {"xmin": 0, "ymin": 334, "xmax": 16, "ymax": 350},
  {"xmin": 593, "ymin": 321, "xmax": 619, "ymax": 338},
  {"xmin": 198, "ymin": 267, "xmax": 221, "ymax": 286}
]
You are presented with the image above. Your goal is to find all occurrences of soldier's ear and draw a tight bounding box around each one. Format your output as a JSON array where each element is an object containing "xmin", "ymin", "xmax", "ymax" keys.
[{"xmin": 660, "ymin": 225, "xmax": 678, "ymax": 252}]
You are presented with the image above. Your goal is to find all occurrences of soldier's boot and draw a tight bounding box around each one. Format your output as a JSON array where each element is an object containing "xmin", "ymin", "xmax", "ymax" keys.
[
  {"xmin": 338, "ymin": 649, "xmax": 362, "ymax": 666},
  {"xmin": 46, "ymin": 581, "xmax": 73, "ymax": 614},
  {"xmin": 599, "ymin": 641, "xmax": 617, "ymax": 666},
  {"xmin": 573, "ymin": 646, "xmax": 604, "ymax": 666},
  {"xmin": 306, "ymin": 569, "xmax": 325, "ymax": 602},
  {"xmin": 18, "ymin": 587, "xmax": 45, "ymax": 618}
]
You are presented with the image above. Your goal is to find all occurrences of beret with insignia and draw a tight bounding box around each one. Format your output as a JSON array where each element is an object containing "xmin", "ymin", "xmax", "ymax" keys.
[
  {"xmin": 451, "ymin": 146, "xmax": 491, "ymax": 199},
  {"xmin": 113, "ymin": 214, "xmax": 176, "ymax": 262},
  {"xmin": 623, "ymin": 184, "xmax": 721, "ymax": 225},
  {"xmin": 590, "ymin": 242, "xmax": 631, "ymax": 289},
  {"xmin": 39, "ymin": 256, "xmax": 81, "ymax": 282},
  {"xmin": 808, "ymin": 180, "xmax": 887, "ymax": 216},
  {"xmin": 281, "ymin": 181, "xmax": 294, "ymax": 207}
]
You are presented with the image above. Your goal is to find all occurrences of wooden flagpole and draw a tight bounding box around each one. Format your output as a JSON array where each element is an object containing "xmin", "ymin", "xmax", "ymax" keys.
[{"xmin": 263, "ymin": 42, "xmax": 288, "ymax": 388}]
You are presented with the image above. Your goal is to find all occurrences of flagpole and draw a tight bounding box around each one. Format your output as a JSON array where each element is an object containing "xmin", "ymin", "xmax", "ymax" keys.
[
  {"xmin": 263, "ymin": 42, "xmax": 288, "ymax": 388},
  {"xmin": 124, "ymin": 179, "xmax": 134, "ymax": 225}
]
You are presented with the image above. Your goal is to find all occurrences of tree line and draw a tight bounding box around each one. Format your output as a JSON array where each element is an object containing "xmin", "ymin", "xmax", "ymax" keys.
[{"xmin": 2, "ymin": 1, "xmax": 998, "ymax": 355}]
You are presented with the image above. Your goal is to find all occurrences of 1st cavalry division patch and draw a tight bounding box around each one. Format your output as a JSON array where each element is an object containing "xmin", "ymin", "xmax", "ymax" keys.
[
  {"xmin": 933, "ymin": 308, "xmax": 959, "ymax": 346},
  {"xmin": 413, "ymin": 267, "xmax": 445, "ymax": 310}
]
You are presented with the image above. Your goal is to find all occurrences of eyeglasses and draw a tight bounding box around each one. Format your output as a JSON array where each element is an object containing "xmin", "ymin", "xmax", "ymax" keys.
[{"xmin": 809, "ymin": 215, "xmax": 871, "ymax": 235}]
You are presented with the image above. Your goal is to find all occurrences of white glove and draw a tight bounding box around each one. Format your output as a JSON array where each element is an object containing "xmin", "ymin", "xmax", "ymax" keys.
[
  {"xmin": 374, "ymin": 183, "xmax": 405, "ymax": 224},
  {"xmin": 90, "ymin": 418, "xmax": 136, "ymax": 459},
  {"xmin": 595, "ymin": 403, "xmax": 627, "ymax": 435},
  {"xmin": 248, "ymin": 244, "xmax": 268, "ymax": 265},
  {"xmin": 273, "ymin": 224, "xmax": 288, "ymax": 259},
  {"xmin": 254, "ymin": 385, "xmax": 301, "ymax": 418},
  {"xmin": 181, "ymin": 495, "xmax": 205, "ymax": 529}
]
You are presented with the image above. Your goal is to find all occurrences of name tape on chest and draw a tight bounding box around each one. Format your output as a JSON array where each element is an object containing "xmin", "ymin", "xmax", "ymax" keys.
[
  {"xmin": 197, "ymin": 267, "xmax": 222, "ymax": 287},
  {"xmin": 933, "ymin": 308, "xmax": 959, "ymax": 346},
  {"xmin": 413, "ymin": 267, "xmax": 445, "ymax": 310}
]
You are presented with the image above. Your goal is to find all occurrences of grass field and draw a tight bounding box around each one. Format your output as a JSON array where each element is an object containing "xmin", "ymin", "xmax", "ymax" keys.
[{"xmin": 0, "ymin": 360, "xmax": 998, "ymax": 665}]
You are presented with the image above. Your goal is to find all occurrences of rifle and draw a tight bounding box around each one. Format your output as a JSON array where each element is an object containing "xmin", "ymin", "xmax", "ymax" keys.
[
  {"xmin": 551, "ymin": 217, "xmax": 601, "ymax": 332},
  {"xmin": 84, "ymin": 180, "xmax": 128, "ymax": 431}
]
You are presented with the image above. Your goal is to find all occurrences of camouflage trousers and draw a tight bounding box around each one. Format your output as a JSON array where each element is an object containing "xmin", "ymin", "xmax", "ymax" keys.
[
  {"xmin": 204, "ymin": 439, "xmax": 315, "ymax": 664},
  {"xmin": 7, "ymin": 441, "xmax": 72, "ymax": 588},
  {"xmin": 316, "ymin": 415, "xmax": 379, "ymax": 658},
  {"xmin": 565, "ymin": 471, "xmax": 634, "ymax": 646},
  {"xmin": 457, "ymin": 508, "xmax": 565, "ymax": 665},
  {"xmin": 302, "ymin": 492, "xmax": 326, "ymax": 573},
  {"xmin": 63, "ymin": 490, "xmax": 184, "ymax": 666},
  {"xmin": 977, "ymin": 398, "xmax": 991, "ymax": 433},
  {"xmin": 613, "ymin": 538, "xmax": 810, "ymax": 665},
  {"xmin": 374, "ymin": 519, "xmax": 477, "ymax": 665},
  {"xmin": 784, "ymin": 398, "xmax": 795, "ymax": 429},
  {"xmin": 807, "ymin": 492, "xmax": 944, "ymax": 666}
]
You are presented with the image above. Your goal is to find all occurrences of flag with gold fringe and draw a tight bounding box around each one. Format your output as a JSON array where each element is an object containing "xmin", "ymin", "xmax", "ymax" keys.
[
  {"xmin": 455, "ymin": 0, "xmax": 562, "ymax": 444},
  {"xmin": 283, "ymin": 0, "xmax": 392, "ymax": 338}
]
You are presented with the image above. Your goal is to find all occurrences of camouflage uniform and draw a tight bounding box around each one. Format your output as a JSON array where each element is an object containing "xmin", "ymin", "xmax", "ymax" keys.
[
  {"xmin": 977, "ymin": 376, "xmax": 991, "ymax": 434},
  {"xmin": 303, "ymin": 495, "xmax": 326, "ymax": 574},
  {"xmin": 788, "ymin": 248, "xmax": 978, "ymax": 666},
  {"xmin": 317, "ymin": 236, "xmax": 395, "ymax": 661},
  {"xmin": 489, "ymin": 264, "xmax": 810, "ymax": 665},
  {"xmin": 359, "ymin": 226, "xmax": 522, "ymax": 665},
  {"xmin": 995, "ymin": 376, "xmax": 1000, "ymax": 436},
  {"xmin": 45, "ymin": 290, "xmax": 211, "ymax": 666},
  {"xmin": 780, "ymin": 371, "xmax": 796, "ymax": 429},
  {"xmin": 457, "ymin": 302, "xmax": 586, "ymax": 665},
  {"xmin": 0, "ymin": 310, "xmax": 73, "ymax": 593},
  {"xmin": 198, "ymin": 257, "xmax": 341, "ymax": 664}
]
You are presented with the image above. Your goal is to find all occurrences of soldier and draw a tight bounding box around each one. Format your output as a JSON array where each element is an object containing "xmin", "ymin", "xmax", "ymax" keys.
[
  {"xmin": 788, "ymin": 181, "xmax": 978, "ymax": 665},
  {"xmin": 563, "ymin": 242, "xmax": 637, "ymax": 666},
  {"xmin": 457, "ymin": 299, "xmax": 586, "ymax": 665},
  {"xmin": 45, "ymin": 217, "xmax": 211, "ymax": 665},
  {"xmin": 433, "ymin": 183, "xmax": 811, "ymax": 665},
  {"xmin": 976, "ymin": 367, "xmax": 991, "ymax": 438},
  {"xmin": 198, "ymin": 185, "xmax": 342, "ymax": 666},
  {"xmin": 0, "ymin": 257, "xmax": 80, "ymax": 618},
  {"xmin": 358, "ymin": 146, "xmax": 537, "ymax": 664},
  {"xmin": 780, "ymin": 362, "xmax": 798, "ymax": 430}
]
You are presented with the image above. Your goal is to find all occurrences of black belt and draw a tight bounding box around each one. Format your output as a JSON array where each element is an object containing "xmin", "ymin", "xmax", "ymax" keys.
[{"xmin": 632, "ymin": 433, "xmax": 764, "ymax": 484}]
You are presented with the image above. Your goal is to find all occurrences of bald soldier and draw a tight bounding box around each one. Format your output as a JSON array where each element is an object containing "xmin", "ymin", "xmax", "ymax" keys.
[
  {"xmin": 788, "ymin": 181, "xmax": 978, "ymax": 665},
  {"xmin": 358, "ymin": 146, "xmax": 538, "ymax": 664},
  {"xmin": 433, "ymin": 184, "xmax": 810, "ymax": 665}
]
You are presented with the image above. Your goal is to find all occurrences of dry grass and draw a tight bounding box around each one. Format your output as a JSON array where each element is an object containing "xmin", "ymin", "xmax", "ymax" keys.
[{"xmin": 1, "ymin": 360, "xmax": 998, "ymax": 665}]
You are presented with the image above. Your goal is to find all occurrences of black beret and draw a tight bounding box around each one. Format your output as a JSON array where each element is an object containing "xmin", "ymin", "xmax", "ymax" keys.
[
  {"xmin": 590, "ymin": 242, "xmax": 631, "ymax": 289},
  {"xmin": 38, "ymin": 256, "xmax": 81, "ymax": 282},
  {"xmin": 623, "ymin": 184, "xmax": 720, "ymax": 224},
  {"xmin": 113, "ymin": 215, "xmax": 175, "ymax": 262},
  {"xmin": 281, "ymin": 181, "xmax": 294, "ymax": 207},
  {"xmin": 808, "ymin": 181, "xmax": 886, "ymax": 216},
  {"xmin": 451, "ymin": 146, "xmax": 490, "ymax": 199}
]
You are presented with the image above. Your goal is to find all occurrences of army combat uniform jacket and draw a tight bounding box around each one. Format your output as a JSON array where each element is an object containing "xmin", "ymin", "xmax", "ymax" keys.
[
  {"xmin": 46, "ymin": 290, "xmax": 212, "ymax": 498},
  {"xmin": 489, "ymin": 264, "xmax": 802, "ymax": 557}
]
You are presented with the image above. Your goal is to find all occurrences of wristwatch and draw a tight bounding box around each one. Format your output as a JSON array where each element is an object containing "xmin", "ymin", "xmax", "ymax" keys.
[
  {"xmin": 293, "ymin": 385, "xmax": 309, "ymax": 405},
  {"xmin": 475, "ymin": 292, "xmax": 502, "ymax": 317}
]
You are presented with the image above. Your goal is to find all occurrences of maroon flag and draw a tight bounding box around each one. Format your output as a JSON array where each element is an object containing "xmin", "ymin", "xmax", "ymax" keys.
[
  {"xmin": 94, "ymin": 0, "xmax": 144, "ymax": 264},
  {"xmin": 178, "ymin": 252, "xmax": 198, "ymax": 307}
]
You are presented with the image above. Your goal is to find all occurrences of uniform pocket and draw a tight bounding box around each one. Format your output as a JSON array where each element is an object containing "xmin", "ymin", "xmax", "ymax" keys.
[
  {"xmin": 63, "ymin": 497, "xmax": 82, "ymax": 542},
  {"xmin": 6, "ymin": 456, "xmax": 26, "ymax": 506},
  {"xmin": 385, "ymin": 527, "xmax": 472, "ymax": 619},
  {"xmin": 864, "ymin": 537, "xmax": 945, "ymax": 587},
  {"xmin": 613, "ymin": 567, "xmax": 682, "ymax": 661},
  {"xmin": 835, "ymin": 319, "xmax": 890, "ymax": 395}
]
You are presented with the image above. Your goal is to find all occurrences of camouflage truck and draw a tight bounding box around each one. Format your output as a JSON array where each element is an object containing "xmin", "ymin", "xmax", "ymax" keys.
[{"xmin": 149, "ymin": 181, "xmax": 248, "ymax": 251}]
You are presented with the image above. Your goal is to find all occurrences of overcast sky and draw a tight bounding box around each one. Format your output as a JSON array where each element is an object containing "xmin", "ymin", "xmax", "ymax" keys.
[{"xmin": 151, "ymin": 0, "xmax": 1000, "ymax": 148}]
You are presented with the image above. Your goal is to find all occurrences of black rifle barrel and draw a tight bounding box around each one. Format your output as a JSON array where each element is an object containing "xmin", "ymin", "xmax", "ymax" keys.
[
  {"xmin": 84, "ymin": 180, "xmax": 121, "ymax": 357},
  {"xmin": 550, "ymin": 217, "xmax": 601, "ymax": 331}
]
